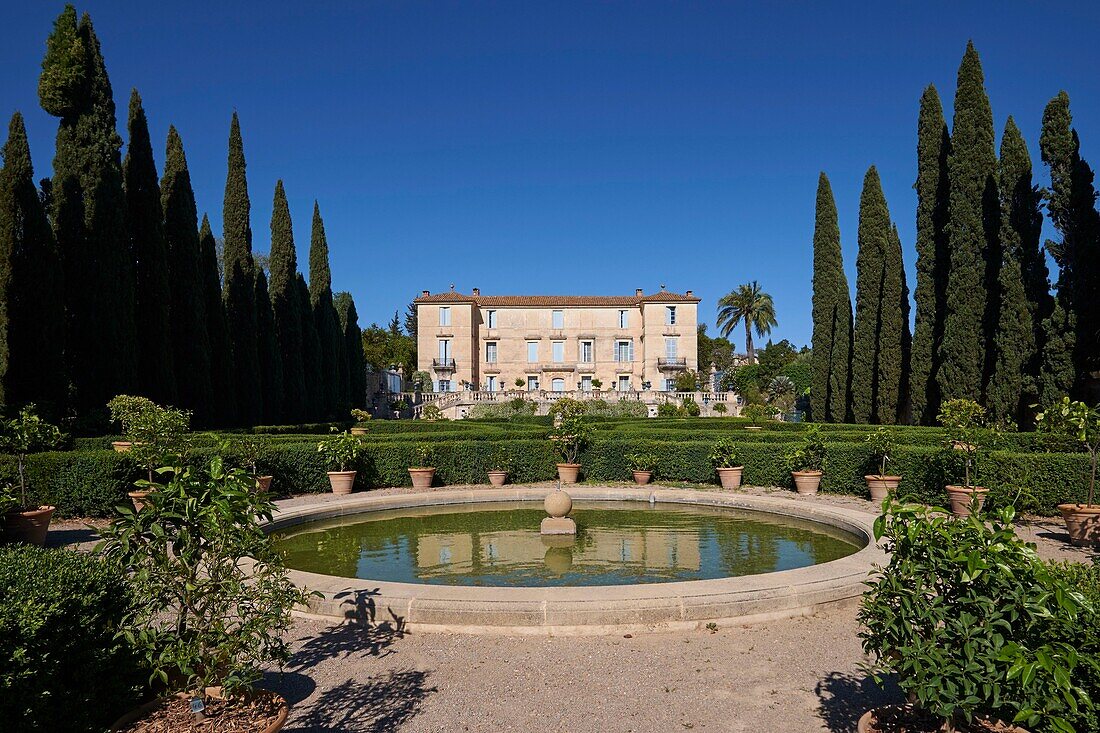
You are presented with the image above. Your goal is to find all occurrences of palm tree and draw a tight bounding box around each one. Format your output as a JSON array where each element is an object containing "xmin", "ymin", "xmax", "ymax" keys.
[{"xmin": 716, "ymin": 281, "xmax": 777, "ymax": 362}]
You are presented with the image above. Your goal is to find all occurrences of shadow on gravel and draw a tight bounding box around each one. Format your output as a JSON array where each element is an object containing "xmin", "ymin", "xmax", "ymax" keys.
[
  {"xmin": 283, "ymin": 670, "xmax": 436, "ymax": 733},
  {"xmin": 815, "ymin": 671, "xmax": 899, "ymax": 733},
  {"xmin": 290, "ymin": 615, "xmax": 405, "ymax": 669},
  {"xmin": 44, "ymin": 525, "xmax": 101, "ymax": 548}
]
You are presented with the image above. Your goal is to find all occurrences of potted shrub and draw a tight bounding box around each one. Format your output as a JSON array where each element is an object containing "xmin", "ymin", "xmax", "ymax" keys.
[
  {"xmin": 550, "ymin": 399, "xmax": 591, "ymax": 483},
  {"xmin": 421, "ymin": 403, "xmax": 445, "ymax": 421},
  {"xmin": 858, "ymin": 499, "xmax": 1090, "ymax": 732},
  {"xmin": 408, "ymin": 443, "xmax": 436, "ymax": 489},
  {"xmin": 712, "ymin": 402, "xmax": 728, "ymax": 415},
  {"xmin": 0, "ymin": 405, "xmax": 64, "ymax": 546},
  {"xmin": 786, "ymin": 425, "xmax": 826, "ymax": 495},
  {"xmin": 350, "ymin": 408, "xmax": 371, "ymax": 436},
  {"xmin": 514, "ymin": 377, "xmax": 525, "ymax": 390},
  {"xmin": 741, "ymin": 403, "xmax": 775, "ymax": 430},
  {"xmin": 108, "ymin": 395, "xmax": 192, "ymax": 510},
  {"xmin": 230, "ymin": 434, "xmax": 274, "ymax": 492},
  {"xmin": 626, "ymin": 450, "xmax": 657, "ymax": 485},
  {"xmin": 316, "ymin": 430, "xmax": 362, "ymax": 495},
  {"xmin": 864, "ymin": 428, "xmax": 901, "ymax": 501},
  {"xmin": 487, "ymin": 445, "xmax": 509, "ymax": 487},
  {"xmin": 710, "ymin": 438, "xmax": 744, "ymax": 490},
  {"xmin": 1037, "ymin": 397, "xmax": 1100, "ymax": 546},
  {"xmin": 98, "ymin": 457, "xmax": 314, "ymax": 733},
  {"xmin": 938, "ymin": 398, "xmax": 988, "ymax": 517},
  {"xmin": 590, "ymin": 378, "xmax": 602, "ymax": 393}
]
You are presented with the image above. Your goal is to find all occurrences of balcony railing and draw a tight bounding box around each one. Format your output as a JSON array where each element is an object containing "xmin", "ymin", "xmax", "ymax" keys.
[
  {"xmin": 432, "ymin": 358, "xmax": 456, "ymax": 371},
  {"xmin": 657, "ymin": 357, "xmax": 688, "ymax": 370}
]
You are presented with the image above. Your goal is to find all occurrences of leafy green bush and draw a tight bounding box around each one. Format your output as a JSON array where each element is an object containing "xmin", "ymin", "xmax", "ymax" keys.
[
  {"xmin": 316, "ymin": 430, "xmax": 364, "ymax": 471},
  {"xmin": 0, "ymin": 546, "xmax": 142, "ymax": 731},
  {"xmin": 786, "ymin": 425, "xmax": 827, "ymax": 472},
  {"xmin": 865, "ymin": 427, "xmax": 896, "ymax": 477},
  {"xmin": 625, "ymin": 450, "xmax": 658, "ymax": 473},
  {"xmin": 1047, "ymin": 561, "xmax": 1100, "ymax": 733},
  {"xmin": 710, "ymin": 438, "xmax": 740, "ymax": 469}
]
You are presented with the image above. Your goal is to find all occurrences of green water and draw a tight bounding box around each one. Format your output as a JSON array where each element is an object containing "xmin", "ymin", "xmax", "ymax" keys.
[{"xmin": 274, "ymin": 501, "xmax": 864, "ymax": 587}]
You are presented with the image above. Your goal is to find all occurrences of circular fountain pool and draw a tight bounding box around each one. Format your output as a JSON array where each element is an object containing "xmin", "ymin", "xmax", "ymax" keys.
[{"xmin": 274, "ymin": 500, "xmax": 863, "ymax": 587}]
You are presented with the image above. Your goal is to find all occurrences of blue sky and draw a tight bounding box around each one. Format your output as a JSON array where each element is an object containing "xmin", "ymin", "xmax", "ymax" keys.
[{"xmin": 2, "ymin": 2, "xmax": 1098, "ymax": 349}]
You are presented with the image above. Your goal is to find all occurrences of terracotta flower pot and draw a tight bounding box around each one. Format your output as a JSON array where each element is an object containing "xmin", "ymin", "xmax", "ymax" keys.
[
  {"xmin": 327, "ymin": 470, "xmax": 357, "ymax": 495},
  {"xmin": 1058, "ymin": 503, "xmax": 1100, "ymax": 546},
  {"xmin": 350, "ymin": 427, "xmax": 368, "ymax": 436},
  {"xmin": 857, "ymin": 704, "xmax": 1029, "ymax": 733},
  {"xmin": 865, "ymin": 475, "xmax": 901, "ymax": 502},
  {"xmin": 2, "ymin": 506, "xmax": 55, "ymax": 546},
  {"xmin": 112, "ymin": 441, "xmax": 133, "ymax": 453},
  {"xmin": 792, "ymin": 470, "xmax": 822, "ymax": 495},
  {"xmin": 946, "ymin": 485, "xmax": 987, "ymax": 517},
  {"xmin": 487, "ymin": 470, "xmax": 508, "ymax": 487},
  {"xmin": 111, "ymin": 688, "xmax": 289, "ymax": 733},
  {"xmin": 128, "ymin": 490, "xmax": 152, "ymax": 512},
  {"xmin": 255, "ymin": 475, "xmax": 274, "ymax": 493},
  {"xmin": 408, "ymin": 467, "xmax": 436, "ymax": 489},
  {"xmin": 716, "ymin": 466, "xmax": 744, "ymax": 490},
  {"xmin": 556, "ymin": 463, "xmax": 581, "ymax": 484},
  {"xmin": 631, "ymin": 470, "xmax": 653, "ymax": 486}
]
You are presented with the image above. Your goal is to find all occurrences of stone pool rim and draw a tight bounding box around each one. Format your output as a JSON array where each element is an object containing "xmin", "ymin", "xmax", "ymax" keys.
[{"xmin": 266, "ymin": 486, "xmax": 886, "ymax": 635}]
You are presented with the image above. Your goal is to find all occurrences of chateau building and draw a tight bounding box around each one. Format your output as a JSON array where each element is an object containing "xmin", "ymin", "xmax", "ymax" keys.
[{"xmin": 414, "ymin": 287, "xmax": 700, "ymax": 393}]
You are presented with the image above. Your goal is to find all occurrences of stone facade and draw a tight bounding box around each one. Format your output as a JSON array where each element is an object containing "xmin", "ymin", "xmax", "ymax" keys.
[{"xmin": 414, "ymin": 287, "xmax": 701, "ymax": 393}]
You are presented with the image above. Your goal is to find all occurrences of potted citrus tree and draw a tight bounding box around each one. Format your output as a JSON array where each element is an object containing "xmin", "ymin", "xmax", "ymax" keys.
[
  {"xmin": 350, "ymin": 409, "xmax": 371, "ymax": 436},
  {"xmin": 108, "ymin": 395, "xmax": 191, "ymax": 510},
  {"xmin": 786, "ymin": 426, "xmax": 826, "ymax": 495},
  {"xmin": 98, "ymin": 457, "xmax": 314, "ymax": 733},
  {"xmin": 938, "ymin": 398, "xmax": 988, "ymax": 517},
  {"xmin": 487, "ymin": 444, "xmax": 509, "ymax": 487},
  {"xmin": 0, "ymin": 405, "xmax": 64, "ymax": 546},
  {"xmin": 626, "ymin": 450, "xmax": 657, "ymax": 485},
  {"xmin": 741, "ymin": 403, "xmax": 775, "ymax": 430},
  {"xmin": 864, "ymin": 428, "xmax": 901, "ymax": 501},
  {"xmin": 230, "ymin": 434, "xmax": 274, "ymax": 492},
  {"xmin": 710, "ymin": 438, "xmax": 744, "ymax": 489},
  {"xmin": 408, "ymin": 443, "xmax": 436, "ymax": 489},
  {"xmin": 550, "ymin": 399, "xmax": 590, "ymax": 484},
  {"xmin": 316, "ymin": 430, "xmax": 362, "ymax": 495},
  {"xmin": 107, "ymin": 394, "xmax": 154, "ymax": 452},
  {"xmin": 1037, "ymin": 397, "xmax": 1100, "ymax": 546}
]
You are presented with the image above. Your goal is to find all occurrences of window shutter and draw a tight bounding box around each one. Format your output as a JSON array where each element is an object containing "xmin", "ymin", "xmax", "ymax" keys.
[{"xmin": 629, "ymin": 340, "xmax": 635, "ymax": 361}]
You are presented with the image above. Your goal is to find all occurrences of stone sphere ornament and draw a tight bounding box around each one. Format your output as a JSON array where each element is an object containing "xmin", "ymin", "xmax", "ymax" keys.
[{"xmin": 544, "ymin": 489, "xmax": 573, "ymax": 518}]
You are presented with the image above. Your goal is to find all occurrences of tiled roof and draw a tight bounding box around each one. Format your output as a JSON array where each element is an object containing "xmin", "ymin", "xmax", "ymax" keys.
[{"xmin": 414, "ymin": 291, "xmax": 700, "ymax": 306}]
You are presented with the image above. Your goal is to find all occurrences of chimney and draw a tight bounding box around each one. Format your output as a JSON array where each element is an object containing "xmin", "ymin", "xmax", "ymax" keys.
[
  {"xmin": 421, "ymin": 290, "xmax": 430, "ymax": 298},
  {"xmin": 472, "ymin": 287, "xmax": 480, "ymax": 297},
  {"xmin": 686, "ymin": 290, "xmax": 693, "ymax": 297},
  {"xmin": 635, "ymin": 288, "xmax": 643, "ymax": 297}
]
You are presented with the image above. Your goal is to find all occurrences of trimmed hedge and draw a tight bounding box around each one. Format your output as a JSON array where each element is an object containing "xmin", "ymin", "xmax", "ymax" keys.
[{"xmin": 0, "ymin": 546, "xmax": 142, "ymax": 731}]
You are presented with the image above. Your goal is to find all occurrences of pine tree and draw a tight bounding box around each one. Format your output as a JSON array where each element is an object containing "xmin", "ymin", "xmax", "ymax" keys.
[
  {"xmin": 1040, "ymin": 91, "xmax": 1100, "ymax": 402},
  {"xmin": 221, "ymin": 113, "xmax": 262, "ymax": 425},
  {"xmin": 938, "ymin": 42, "xmax": 998, "ymax": 404},
  {"xmin": 39, "ymin": 7, "xmax": 136, "ymax": 410},
  {"xmin": 0, "ymin": 112, "xmax": 67, "ymax": 413},
  {"xmin": 909, "ymin": 85, "xmax": 951, "ymax": 424},
  {"xmin": 987, "ymin": 118, "xmax": 1045, "ymax": 424},
  {"xmin": 309, "ymin": 202, "xmax": 347, "ymax": 418},
  {"xmin": 335, "ymin": 292, "xmax": 367, "ymax": 409},
  {"xmin": 254, "ymin": 267, "xmax": 282, "ymax": 425},
  {"xmin": 267, "ymin": 181, "xmax": 306, "ymax": 422},
  {"xmin": 199, "ymin": 215, "xmax": 236, "ymax": 425},
  {"xmin": 123, "ymin": 89, "xmax": 175, "ymax": 404},
  {"xmin": 809, "ymin": 172, "xmax": 852, "ymax": 422},
  {"xmin": 297, "ymin": 272, "xmax": 323, "ymax": 420},
  {"xmin": 851, "ymin": 166, "xmax": 907, "ymax": 424},
  {"xmin": 161, "ymin": 126, "xmax": 212, "ymax": 421}
]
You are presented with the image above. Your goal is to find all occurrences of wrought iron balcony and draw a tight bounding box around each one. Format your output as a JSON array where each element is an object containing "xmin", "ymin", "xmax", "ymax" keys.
[
  {"xmin": 657, "ymin": 357, "xmax": 687, "ymax": 370},
  {"xmin": 432, "ymin": 358, "xmax": 457, "ymax": 371}
]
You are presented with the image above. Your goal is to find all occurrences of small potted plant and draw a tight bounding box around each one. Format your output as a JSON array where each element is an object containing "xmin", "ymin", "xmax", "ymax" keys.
[
  {"xmin": 230, "ymin": 434, "xmax": 275, "ymax": 492},
  {"xmin": 514, "ymin": 377, "xmax": 526, "ymax": 390},
  {"xmin": 0, "ymin": 405, "xmax": 64, "ymax": 546},
  {"xmin": 626, "ymin": 450, "xmax": 657, "ymax": 485},
  {"xmin": 710, "ymin": 438, "xmax": 744, "ymax": 489},
  {"xmin": 741, "ymin": 403, "xmax": 775, "ymax": 430},
  {"xmin": 408, "ymin": 443, "xmax": 436, "ymax": 489},
  {"xmin": 786, "ymin": 426, "xmax": 826, "ymax": 495},
  {"xmin": 108, "ymin": 395, "xmax": 191, "ymax": 510},
  {"xmin": 350, "ymin": 408, "xmax": 371, "ymax": 436},
  {"xmin": 550, "ymin": 399, "xmax": 590, "ymax": 483},
  {"xmin": 590, "ymin": 378, "xmax": 602, "ymax": 393},
  {"xmin": 1037, "ymin": 397, "xmax": 1100, "ymax": 546},
  {"xmin": 99, "ymin": 457, "xmax": 313, "ymax": 732},
  {"xmin": 864, "ymin": 428, "xmax": 901, "ymax": 501},
  {"xmin": 421, "ymin": 403, "xmax": 445, "ymax": 421},
  {"xmin": 487, "ymin": 444, "xmax": 510, "ymax": 487},
  {"xmin": 938, "ymin": 398, "xmax": 988, "ymax": 517},
  {"xmin": 107, "ymin": 394, "xmax": 152, "ymax": 452},
  {"xmin": 316, "ymin": 430, "xmax": 362, "ymax": 495}
]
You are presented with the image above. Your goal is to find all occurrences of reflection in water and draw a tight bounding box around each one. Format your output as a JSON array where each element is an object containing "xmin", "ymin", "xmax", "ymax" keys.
[{"xmin": 275, "ymin": 501, "xmax": 863, "ymax": 588}]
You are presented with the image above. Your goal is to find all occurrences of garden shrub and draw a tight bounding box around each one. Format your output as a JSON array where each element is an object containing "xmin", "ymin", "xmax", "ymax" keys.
[
  {"xmin": 0, "ymin": 546, "xmax": 142, "ymax": 732},
  {"xmin": 1046, "ymin": 561, "xmax": 1100, "ymax": 733}
]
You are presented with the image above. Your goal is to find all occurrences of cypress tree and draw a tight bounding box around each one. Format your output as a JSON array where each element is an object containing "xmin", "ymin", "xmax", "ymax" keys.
[
  {"xmin": 123, "ymin": 89, "xmax": 175, "ymax": 404},
  {"xmin": 39, "ymin": 7, "xmax": 137, "ymax": 410},
  {"xmin": 199, "ymin": 215, "xmax": 236, "ymax": 425},
  {"xmin": 0, "ymin": 112, "xmax": 67, "ymax": 413},
  {"xmin": 221, "ymin": 113, "xmax": 262, "ymax": 425},
  {"xmin": 1040, "ymin": 91, "xmax": 1100, "ymax": 402},
  {"xmin": 938, "ymin": 42, "xmax": 998, "ymax": 404},
  {"xmin": 987, "ymin": 118, "xmax": 1045, "ymax": 424},
  {"xmin": 309, "ymin": 202, "xmax": 347, "ymax": 418},
  {"xmin": 267, "ymin": 181, "xmax": 306, "ymax": 422},
  {"xmin": 335, "ymin": 292, "xmax": 367, "ymax": 409},
  {"xmin": 909, "ymin": 85, "xmax": 951, "ymax": 424},
  {"xmin": 254, "ymin": 267, "xmax": 282, "ymax": 425},
  {"xmin": 1039, "ymin": 304, "xmax": 1077, "ymax": 404},
  {"xmin": 161, "ymin": 126, "xmax": 212, "ymax": 422},
  {"xmin": 809, "ymin": 172, "xmax": 852, "ymax": 423},
  {"xmin": 297, "ymin": 272, "xmax": 323, "ymax": 420},
  {"xmin": 851, "ymin": 166, "xmax": 907, "ymax": 424}
]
